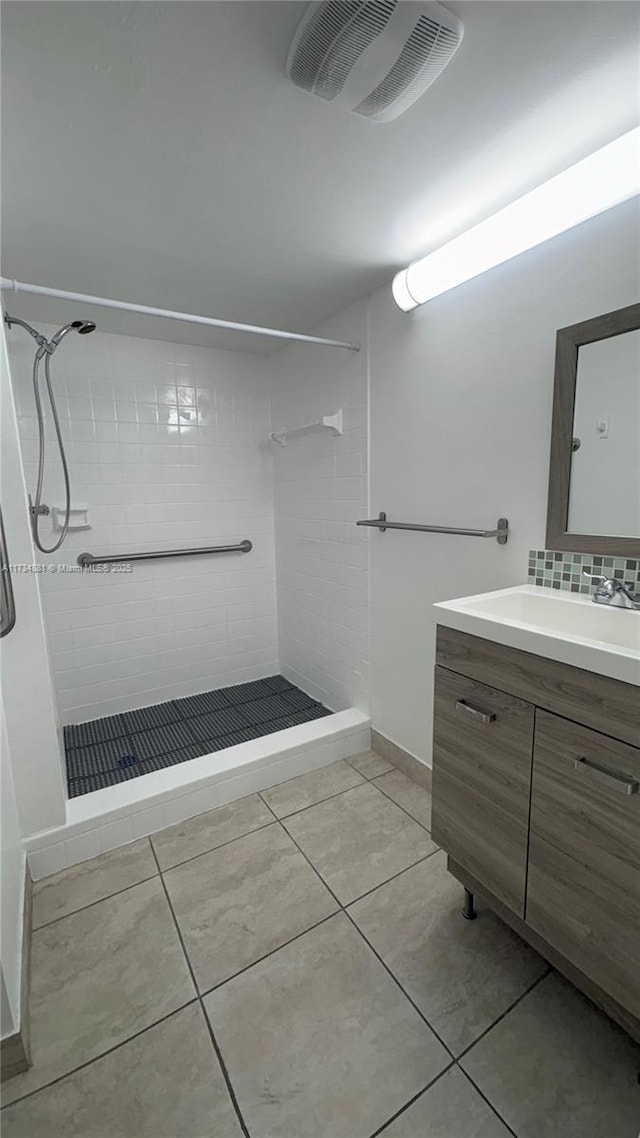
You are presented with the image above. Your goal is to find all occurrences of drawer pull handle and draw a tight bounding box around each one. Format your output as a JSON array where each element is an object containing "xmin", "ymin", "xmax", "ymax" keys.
[
  {"xmin": 455, "ymin": 700, "xmax": 496, "ymax": 725},
  {"xmin": 574, "ymin": 756, "xmax": 639, "ymax": 796}
]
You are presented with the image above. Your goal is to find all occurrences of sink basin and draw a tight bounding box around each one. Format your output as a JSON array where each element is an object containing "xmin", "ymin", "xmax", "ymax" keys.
[{"xmin": 434, "ymin": 585, "xmax": 640, "ymax": 686}]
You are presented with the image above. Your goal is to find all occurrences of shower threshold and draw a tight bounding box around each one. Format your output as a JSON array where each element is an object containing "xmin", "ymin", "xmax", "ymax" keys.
[{"xmin": 64, "ymin": 676, "xmax": 331, "ymax": 798}]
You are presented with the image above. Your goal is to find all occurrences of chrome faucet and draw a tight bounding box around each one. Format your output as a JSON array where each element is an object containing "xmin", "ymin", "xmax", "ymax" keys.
[{"xmin": 582, "ymin": 570, "xmax": 640, "ymax": 610}]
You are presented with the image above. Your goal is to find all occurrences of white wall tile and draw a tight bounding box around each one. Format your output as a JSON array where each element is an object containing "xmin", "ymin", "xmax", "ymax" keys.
[
  {"xmin": 8, "ymin": 326, "xmax": 278, "ymax": 725},
  {"xmin": 268, "ymin": 303, "xmax": 370, "ymax": 715}
]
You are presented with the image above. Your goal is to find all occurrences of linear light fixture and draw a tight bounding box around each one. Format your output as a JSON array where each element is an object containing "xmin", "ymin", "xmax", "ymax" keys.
[{"xmin": 392, "ymin": 126, "xmax": 640, "ymax": 311}]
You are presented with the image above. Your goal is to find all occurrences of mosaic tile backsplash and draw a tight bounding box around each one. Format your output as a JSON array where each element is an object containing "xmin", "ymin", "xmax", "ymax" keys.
[{"xmin": 528, "ymin": 549, "xmax": 640, "ymax": 594}]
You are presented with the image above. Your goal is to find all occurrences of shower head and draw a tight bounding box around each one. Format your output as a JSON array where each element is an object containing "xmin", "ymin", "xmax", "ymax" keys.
[
  {"xmin": 4, "ymin": 311, "xmax": 97, "ymax": 356},
  {"xmin": 49, "ymin": 319, "xmax": 97, "ymax": 349}
]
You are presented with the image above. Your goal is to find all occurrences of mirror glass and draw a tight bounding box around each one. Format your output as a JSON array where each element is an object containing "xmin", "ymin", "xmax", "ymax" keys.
[{"xmin": 567, "ymin": 329, "xmax": 640, "ymax": 538}]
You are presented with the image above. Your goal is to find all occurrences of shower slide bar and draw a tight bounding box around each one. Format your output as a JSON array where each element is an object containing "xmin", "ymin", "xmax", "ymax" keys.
[
  {"xmin": 77, "ymin": 540, "xmax": 252, "ymax": 567},
  {"xmin": 0, "ymin": 278, "xmax": 360, "ymax": 352},
  {"xmin": 357, "ymin": 512, "xmax": 509, "ymax": 545}
]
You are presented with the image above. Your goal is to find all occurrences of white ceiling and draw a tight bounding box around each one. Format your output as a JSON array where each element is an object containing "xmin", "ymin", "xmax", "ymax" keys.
[{"xmin": 2, "ymin": 1, "xmax": 639, "ymax": 353}]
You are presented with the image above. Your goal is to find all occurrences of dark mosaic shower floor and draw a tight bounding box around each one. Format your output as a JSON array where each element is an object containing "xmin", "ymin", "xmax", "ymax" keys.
[{"xmin": 63, "ymin": 676, "xmax": 330, "ymax": 798}]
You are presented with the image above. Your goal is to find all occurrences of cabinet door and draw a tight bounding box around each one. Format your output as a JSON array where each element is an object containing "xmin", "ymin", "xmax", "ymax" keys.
[
  {"xmin": 528, "ymin": 711, "xmax": 640, "ymax": 1018},
  {"xmin": 431, "ymin": 666, "xmax": 534, "ymax": 915}
]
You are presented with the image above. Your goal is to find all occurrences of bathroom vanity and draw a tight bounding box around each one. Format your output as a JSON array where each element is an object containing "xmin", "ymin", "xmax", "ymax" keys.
[
  {"xmin": 430, "ymin": 303, "xmax": 640, "ymax": 1040},
  {"xmin": 431, "ymin": 585, "xmax": 640, "ymax": 1041}
]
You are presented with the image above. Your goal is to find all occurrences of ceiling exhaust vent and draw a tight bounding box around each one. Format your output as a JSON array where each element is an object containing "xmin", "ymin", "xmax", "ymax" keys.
[{"xmin": 286, "ymin": 1, "xmax": 463, "ymax": 123}]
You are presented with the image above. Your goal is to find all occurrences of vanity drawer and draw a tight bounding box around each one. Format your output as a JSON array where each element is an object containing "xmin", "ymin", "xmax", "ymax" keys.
[
  {"xmin": 431, "ymin": 666, "xmax": 534, "ymax": 916},
  {"xmin": 435, "ymin": 626, "xmax": 640, "ymax": 748},
  {"xmin": 527, "ymin": 710, "xmax": 640, "ymax": 1017}
]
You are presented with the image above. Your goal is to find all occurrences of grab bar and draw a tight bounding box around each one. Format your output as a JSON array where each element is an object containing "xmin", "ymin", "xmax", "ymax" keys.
[
  {"xmin": 78, "ymin": 539, "xmax": 252, "ymax": 567},
  {"xmin": 0, "ymin": 507, "xmax": 17, "ymax": 638},
  {"xmin": 357, "ymin": 512, "xmax": 508, "ymax": 545}
]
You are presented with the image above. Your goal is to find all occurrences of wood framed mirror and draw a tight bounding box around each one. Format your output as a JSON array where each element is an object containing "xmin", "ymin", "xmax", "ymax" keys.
[{"xmin": 546, "ymin": 303, "xmax": 640, "ymax": 557}]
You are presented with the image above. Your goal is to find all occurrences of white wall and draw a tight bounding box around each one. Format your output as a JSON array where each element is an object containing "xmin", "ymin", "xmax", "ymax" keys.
[
  {"xmin": 0, "ymin": 694, "xmax": 26, "ymax": 1039},
  {"xmin": 568, "ymin": 329, "xmax": 640, "ymax": 537},
  {"xmin": 369, "ymin": 197, "xmax": 639, "ymax": 764},
  {"xmin": 268, "ymin": 300, "xmax": 370, "ymax": 713},
  {"xmin": 1, "ymin": 327, "xmax": 66, "ymax": 835},
  {"xmin": 8, "ymin": 327, "xmax": 278, "ymax": 723}
]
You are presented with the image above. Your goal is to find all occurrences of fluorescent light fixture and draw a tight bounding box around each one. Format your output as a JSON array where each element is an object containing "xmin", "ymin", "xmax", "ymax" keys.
[{"xmin": 392, "ymin": 127, "xmax": 640, "ymax": 311}]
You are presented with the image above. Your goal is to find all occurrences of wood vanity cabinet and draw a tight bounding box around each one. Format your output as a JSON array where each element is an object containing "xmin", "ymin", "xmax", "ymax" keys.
[
  {"xmin": 432, "ymin": 667, "xmax": 533, "ymax": 916},
  {"xmin": 431, "ymin": 625, "xmax": 640, "ymax": 1039}
]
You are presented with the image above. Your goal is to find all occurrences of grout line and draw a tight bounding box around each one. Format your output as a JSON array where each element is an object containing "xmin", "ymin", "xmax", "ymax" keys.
[
  {"xmin": 261, "ymin": 755, "xmax": 433, "ymax": 837},
  {"xmin": 342, "ymin": 755, "xmax": 436, "ymax": 838},
  {"xmin": 341, "ymin": 849, "xmax": 440, "ymax": 908},
  {"xmin": 0, "ymin": 999, "xmax": 199, "ymax": 1111},
  {"xmin": 456, "ymin": 1066, "xmax": 519, "ymax": 1138},
  {"xmin": 31, "ymin": 867, "xmax": 159, "ymax": 931},
  {"xmin": 344, "ymin": 755, "xmax": 393, "ymax": 781},
  {"xmin": 455, "ymin": 966, "xmax": 552, "ymax": 1064},
  {"xmin": 149, "ymin": 842, "xmax": 251, "ymax": 1138},
  {"xmin": 198, "ymin": 910, "xmax": 340, "ymax": 1001},
  {"xmin": 199, "ymin": 1007, "xmax": 252, "ymax": 1138},
  {"xmin": 264, "ymin": 786, "xmax": 544, "ymax": 1138},
  {"xmin": 275, "ymin": 797, "xmax": 439, "ymax": 911},
  {"xmin": 265, "ymin": 801, "xmax": 456, "ymax": 1065},
  {"xmin": 153, "ymin": 818, "xmax": 277, "ymax": 874},
  {"xmin": 367, "ymin": 1062, "xmax": 457, "ymax": 1137},
  {"xmin": 265, "ymin": 778, "xmax": 368, "ymax": 822},
  {"xmin": 258, "ymin": 790, "xmax": 281, "ymax": 821},
  {"xmin": 259, "ymin": 795, "xmax": 342, "ymax": 908},
  {"xmin": 341, "ymin": 907, "xmax": 456, "ymax": 1059},
  {"xmin": 18, "ymin": 776, "xmax": 549, "ymax": 1136},
  {"xmin": 369, "ymin": 775, "xmax": 433, "ymax": 836}
]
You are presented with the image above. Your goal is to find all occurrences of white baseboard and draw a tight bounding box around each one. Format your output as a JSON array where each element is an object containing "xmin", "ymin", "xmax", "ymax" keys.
[{"xmin": 371, "ymin": 728, "xmax": 432, "ymax": 790}]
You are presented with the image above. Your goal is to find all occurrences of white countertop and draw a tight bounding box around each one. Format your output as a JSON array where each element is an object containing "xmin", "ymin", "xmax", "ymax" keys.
[{"xmin": 434, "ymin": 584, "xmax": 640, "ymax": 687}]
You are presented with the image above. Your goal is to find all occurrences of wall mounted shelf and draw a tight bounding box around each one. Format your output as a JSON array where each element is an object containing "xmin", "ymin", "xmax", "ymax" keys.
[{"xmin": 269, "ymin": 410, "xmax": 343, "ymax": 446}]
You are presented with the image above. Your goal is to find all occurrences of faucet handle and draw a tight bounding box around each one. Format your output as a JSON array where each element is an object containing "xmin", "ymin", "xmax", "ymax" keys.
[
  {"xmin": 582, "ymin": 569, "xmax": 608, "ymax": 585},
  {"xmin": 582, "ymin": 569, "xmax": 617, "ymax": 597}
]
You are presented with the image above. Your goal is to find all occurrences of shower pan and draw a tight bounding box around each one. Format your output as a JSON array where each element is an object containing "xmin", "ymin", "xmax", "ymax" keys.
[{"xmin": 64, "ymin": 674, "xmax": 331, "ymax": 798}]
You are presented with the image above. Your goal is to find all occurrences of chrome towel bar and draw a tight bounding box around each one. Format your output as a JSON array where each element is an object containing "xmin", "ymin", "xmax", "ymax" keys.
[
  {"xmin": 78, "ymin": 540, "xmax": 252, "ymax": 567},
  {"xmin": 356, "ymin": 512, "xmax": 508, "ymax": 545}
]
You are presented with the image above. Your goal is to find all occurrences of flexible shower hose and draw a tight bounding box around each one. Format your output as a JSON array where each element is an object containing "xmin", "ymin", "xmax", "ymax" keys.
[{"xmin": 31, "ymin": 349, "xmax": 71, "ymax": 553}]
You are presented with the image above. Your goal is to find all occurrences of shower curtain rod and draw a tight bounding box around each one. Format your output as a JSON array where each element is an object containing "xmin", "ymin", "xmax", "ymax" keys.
[{"xmin": 0, "ymin": 277, "xmax": 360, "ymax": 352}]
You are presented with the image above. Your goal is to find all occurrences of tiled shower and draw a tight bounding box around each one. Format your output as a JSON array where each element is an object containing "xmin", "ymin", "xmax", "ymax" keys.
[
  {"xmin": 8, "ymin": 326, "xmax": 278, "ymax": 724},
  {"xmin": 6, "ymin": 318, "xmax": 370, "ymax": 798}
]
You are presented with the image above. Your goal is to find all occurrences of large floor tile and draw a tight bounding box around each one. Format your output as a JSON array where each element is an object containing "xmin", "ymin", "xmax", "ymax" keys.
[
  {"xmin": 151, "ymin": 792, "xmax": 273, "ymax": 870},
  {"xmin": 204, "ymin": 913, "xmax": 449, "ymax": 1138},
  {"xmin": 461, "ymin": 972, "xmax": 640, "ymax": 1138},
  {"xmin": 164, "ymin": 823, "xmax": 338, "ymax": 991},
  {"xmin": 3, "ymin": 878, "xmax": 195, "ymax": 1105},
  {"xmin": 2, "ymin": 1005, "xmax": 242, "ymax": 1138},
  {"xmin": 382, "ymin": 1067, "xmax": 512, "ymax": 1137},
  {"xmin": 348, "ymin": 749, "xmax": 394, "ymax": 779},
  {"xmin": 260, "ymin": 759, "xmax": 364, "ymax": 818},
  {"xmin": 374, "ymin": 769, "xmax": 432, "ymax": 830},
  {"xmin": 283, "ymin": 782, "xmax": 437, "ymax": 904},
  {"xmin": 31, "ymin": 838, "xmax": 157, "ymax": 929},
  {"xmin": 350, "ymin": 852, "xmax": 547, "ymax": 1055}
]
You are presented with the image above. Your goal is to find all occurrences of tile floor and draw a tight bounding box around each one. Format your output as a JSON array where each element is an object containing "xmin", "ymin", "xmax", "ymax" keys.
[{"xmin": 3, "ymin": 752, "xmax": 640, "ymax": 1137}]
